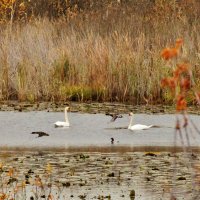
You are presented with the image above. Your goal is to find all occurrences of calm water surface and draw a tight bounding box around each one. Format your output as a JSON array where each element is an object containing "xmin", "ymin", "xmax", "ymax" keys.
[{"xmin": 0, "ymin": 111, "xmax": 200, "ymax": 148}]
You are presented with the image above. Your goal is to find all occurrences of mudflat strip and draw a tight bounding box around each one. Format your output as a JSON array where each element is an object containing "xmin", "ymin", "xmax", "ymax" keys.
[{"xmin": 1, "ymin": 101, "xmax": 200, "ymax": 114}]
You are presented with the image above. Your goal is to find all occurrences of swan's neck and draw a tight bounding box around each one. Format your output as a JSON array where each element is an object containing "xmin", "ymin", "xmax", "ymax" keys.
[
  {"xmin": 65, "ymin": 109, "xmax": 69, "ymax": 123},
  {"xmin": 128, "ymin": 115, "xmax": 133, "ymax": 129}
]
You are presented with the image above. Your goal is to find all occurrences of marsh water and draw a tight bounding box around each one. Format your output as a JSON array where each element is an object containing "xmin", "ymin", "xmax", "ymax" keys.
[
  {"xmin": 1, "ymin": 111, "xmax": 200, "ymax": 200},
  {"xmin": 0, "ymin": 111, "xmax": 200, "ymax": 148}
]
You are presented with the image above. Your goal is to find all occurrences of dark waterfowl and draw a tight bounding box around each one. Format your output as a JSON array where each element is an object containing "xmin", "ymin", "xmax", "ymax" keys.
[
  {"xmin": 105, "ymin": 113, "xmax": 123, "ymax": 122},
  {"xmin": 111, "ymin": 137, "xmax": 114, "ymax": 144},
  {"xmin": 31, "ymin": 132, "xmax": 49, "ymax": 137}
]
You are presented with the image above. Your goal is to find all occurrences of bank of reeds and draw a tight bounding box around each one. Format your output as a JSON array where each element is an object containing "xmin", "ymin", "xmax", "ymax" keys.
[{"xmin": 0, "ymin": 1, "xmax": 199, "ymax": 104}]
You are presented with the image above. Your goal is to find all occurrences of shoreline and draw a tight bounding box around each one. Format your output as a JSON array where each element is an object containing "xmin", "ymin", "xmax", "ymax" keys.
[
  {"xmin": 0, "ymin": 100, "xmax": 200, "ymax": 115},
  {"xmin": 0, "ymin": 145, "xmax": 199, "ymax": 153}
]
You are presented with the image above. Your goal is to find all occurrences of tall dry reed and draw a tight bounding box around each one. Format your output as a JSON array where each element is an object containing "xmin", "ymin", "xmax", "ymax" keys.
[{"xmin": 0, "ymin": 1, "xmax": 199, "ymax": 104}]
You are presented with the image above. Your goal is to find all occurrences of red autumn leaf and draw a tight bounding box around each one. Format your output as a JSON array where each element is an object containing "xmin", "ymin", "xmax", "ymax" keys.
[
  {"xmin": 180, "ymin": 78, "xmax": 190, "ymax": 91},
  {"xmin": 175, "ymin": 38, "xmax": 183, "ymax": 49},
  {"xmin": 161, "ymin": 39, "xmax": 183, "ymax": 60},
  {"xmin": 176, "ymin": 95, "xmax": 187, "ymax": 111},
  {"xmin": 161, "ymin": 77, "xmax": 176, "ymax": 90},
  {"xmin": 173, "ymin": 63, "xmax": 190, "ymax": 80},
  {"xmin": 177, "ymin": 63, "xmax": 190, "ymax": 73},
  {"xmin": 173, "ymin": 68, "xmax": 181, "ymax": 79},
  {"xmin": 161, "ymin": 48, "xmax": 178, "ymax": 60}
]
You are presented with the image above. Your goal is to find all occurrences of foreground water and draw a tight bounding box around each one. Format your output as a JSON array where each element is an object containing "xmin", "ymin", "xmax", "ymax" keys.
[
  {"xmin": 0, "ymin": 111, "xmax": 200, "ymax": 148},
  {"xmin": 0, "ymin": 151, "xmax": 199, "ymax": 200}
]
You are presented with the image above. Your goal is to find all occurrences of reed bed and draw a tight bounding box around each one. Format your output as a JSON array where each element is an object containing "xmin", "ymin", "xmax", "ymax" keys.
[{"xmin": 0, "ymin": 0, "xmax": 199, "ymax": 104}]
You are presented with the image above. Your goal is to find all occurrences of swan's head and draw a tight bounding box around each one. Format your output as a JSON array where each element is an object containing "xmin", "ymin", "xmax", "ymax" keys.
[
  {"xmin": 65, "ymin": 106, "xmax": 70, "ymax": 111},
  {"xmin": 129, "ymin": 112, "xmax": 134, "ymax": 116}
]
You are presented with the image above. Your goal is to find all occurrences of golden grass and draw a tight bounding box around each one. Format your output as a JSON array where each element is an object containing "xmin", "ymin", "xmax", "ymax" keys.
[{"xmin": 0, "ymin": 1, "xmax": 199, "ymax": 104}]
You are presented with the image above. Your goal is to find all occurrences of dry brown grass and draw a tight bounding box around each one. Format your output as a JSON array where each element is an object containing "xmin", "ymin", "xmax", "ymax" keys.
[{"xmin": 0, "ymin": 0, "xmax": 199, "ymax": 104}]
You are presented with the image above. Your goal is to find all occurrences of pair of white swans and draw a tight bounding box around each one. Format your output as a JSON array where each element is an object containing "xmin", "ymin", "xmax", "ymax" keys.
[{"xmin": 54, "ymin": 107, "xmax": 153, "ymax": 131}]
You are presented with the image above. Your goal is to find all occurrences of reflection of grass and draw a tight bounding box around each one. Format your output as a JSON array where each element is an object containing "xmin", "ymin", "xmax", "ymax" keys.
[{"xmin": 0, "ymin": 2, "xmax": 199, "ymax": 104}]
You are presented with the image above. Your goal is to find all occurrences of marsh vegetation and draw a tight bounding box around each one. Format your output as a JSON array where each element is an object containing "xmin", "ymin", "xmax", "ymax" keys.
[{"xmin": 0, "ymin": 0, "xmax": 199, "ymax": 104}]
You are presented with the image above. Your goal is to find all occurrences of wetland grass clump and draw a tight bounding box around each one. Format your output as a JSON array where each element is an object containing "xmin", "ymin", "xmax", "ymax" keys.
[{"xmin": 0, "ymin": 0, "xmax": 199, "ymax": 104}]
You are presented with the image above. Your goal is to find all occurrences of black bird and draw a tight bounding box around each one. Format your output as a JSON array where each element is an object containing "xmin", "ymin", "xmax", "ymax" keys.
[
  {"xmin": 31, "ymin": 132, "xmax": 49, "ymax": 138},
  {"xmin": 105, "ymin": 113, "xmax": 123, "ymax": 122},
  {"xmin": 111, "ymin": 137, "xmax": 114, "ymax": 144}
]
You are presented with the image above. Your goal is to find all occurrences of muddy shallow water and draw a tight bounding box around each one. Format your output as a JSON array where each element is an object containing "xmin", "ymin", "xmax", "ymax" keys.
[
  {"xmin": 0, "ymin": 150, "xmax": 199, "ymax": 200},
  {"xmin": 0, "ymin": 111, "xmax": 200, "ymax": 149}
]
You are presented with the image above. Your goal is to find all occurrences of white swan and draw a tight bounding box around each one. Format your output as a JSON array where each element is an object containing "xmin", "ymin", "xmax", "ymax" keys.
[
  {"xmin": 128, "ymin": 112, "xmax": 153, "ymax": 130},
  {"xmin": 54, "ymin": 107, "xmax": 70, "ymax": 127}
]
